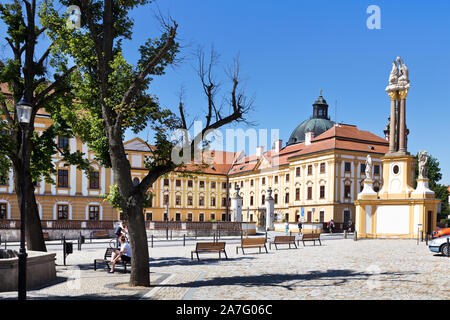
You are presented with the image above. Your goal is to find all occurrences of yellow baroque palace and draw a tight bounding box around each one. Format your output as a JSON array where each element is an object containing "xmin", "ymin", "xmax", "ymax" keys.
[{"xmin": 1, "ymin": 89, "xmax": 391, "ymax": 228}]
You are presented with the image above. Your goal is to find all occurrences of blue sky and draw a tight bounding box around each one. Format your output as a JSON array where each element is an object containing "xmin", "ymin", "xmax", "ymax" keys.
[
  {"xmin": 2, "ymin": 0, "xmax": 450, "ymax": 184},
  {"xmin": 121, "ymin": 0, "xmax": 450, "ymax": 184}
]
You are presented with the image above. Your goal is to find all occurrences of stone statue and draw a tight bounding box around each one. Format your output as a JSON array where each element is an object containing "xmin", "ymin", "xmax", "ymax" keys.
[
  {"xmin": 365, "ymin": 155, "xmax": 373, "ymax": 180},
  {"xmin": 388, "ymin": 61, "xmax": 398, "ymax": 86},
  {"xmin": 396, "ymin": 57, "xmax": 410, "ymax": 87},
  {"xmin": 418, "ymin": 151, "xmax": 428, "ymax": 179}
]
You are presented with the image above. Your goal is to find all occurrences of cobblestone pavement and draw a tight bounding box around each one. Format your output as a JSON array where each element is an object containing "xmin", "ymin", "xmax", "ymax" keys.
[{"xmin": 1, "ymin": 234, "xmax": 449, "ymax": 300}]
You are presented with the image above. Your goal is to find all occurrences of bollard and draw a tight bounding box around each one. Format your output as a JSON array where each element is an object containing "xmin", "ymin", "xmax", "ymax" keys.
[
  {"xmin": 344, "ymin": 230, "xmax": 347, "ymax": 239},
  {"xmin": 426, "ymin": 233, "xmax": 429, "ymax": 246},
  {"xmin": 421, "ymin": 231, "xmax": 423, "ymax": 242},
  {"xmin": 151, "ymin": 235, "xmax": 154, "ymax": 248},
  {"xmin": 183, "ymin": 234, "xmax": 186, "ymax": 247},
  {"xmin": 170, "ymin": 230, "xmax": 173, "ymax": 241},
  {"xmin": 353, "ymin": 231, "xmax": 357, "ymax": 241},
  {"xmin": 195, "ymin": 229, "xmax": 197, "ymax": 240}
]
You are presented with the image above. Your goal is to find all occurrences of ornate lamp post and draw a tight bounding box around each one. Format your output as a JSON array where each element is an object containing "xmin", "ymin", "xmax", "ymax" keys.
[{"xmin": 16, "ymin": 94, "xmax": 32, "ymax": 300}]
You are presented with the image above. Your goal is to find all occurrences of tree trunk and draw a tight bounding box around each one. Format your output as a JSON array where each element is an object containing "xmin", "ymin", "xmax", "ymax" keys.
[
  {"xmin": 126, "ymin": 200, "xmax": 150, "ymax": 287},
  {"xmin": 13, "ymin": 162, "xmax": 46, "ymax": 252}
]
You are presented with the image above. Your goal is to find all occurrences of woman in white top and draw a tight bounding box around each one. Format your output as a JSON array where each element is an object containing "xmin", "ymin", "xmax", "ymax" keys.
[{"xmin": 109, "ymin": 235, "xmax": 132, "ymax": 273}]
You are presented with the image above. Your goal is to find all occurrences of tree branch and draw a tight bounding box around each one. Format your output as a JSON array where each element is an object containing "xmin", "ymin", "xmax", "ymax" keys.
[{"xmin": 34, "ymin": 65, "xmax": 77, "ymax": 106}]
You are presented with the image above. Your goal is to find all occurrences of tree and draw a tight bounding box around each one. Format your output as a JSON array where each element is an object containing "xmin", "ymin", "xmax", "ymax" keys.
[
  {"xmin": 43, "ymin": 1, "xmax": 253, "ymax": 287},
  {"xmin": 414, "ymin": 152, "xmax": 449, "ymax": 220},
  {"xmin": 0, "ymin": 0, "xmax": 90, "ymax": 251}
]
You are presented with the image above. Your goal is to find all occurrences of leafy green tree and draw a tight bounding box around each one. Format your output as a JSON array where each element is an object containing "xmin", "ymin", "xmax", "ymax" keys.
[
  {"xmin": 43, "ymin": 1, "xmax": 252, "ymax": 286},
  {"xmin": 0, "ymin": 0, "xmax": 90, "ymax": 251},
  {"xmin": 414, "ymin": 153, "xmax": 449, "ymax": 220}
]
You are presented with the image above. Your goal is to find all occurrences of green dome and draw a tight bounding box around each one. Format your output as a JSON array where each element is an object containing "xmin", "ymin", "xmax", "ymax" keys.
[
  {"xmin": 287, "ymin": 118, "xmax": 335, "ymax": 145},
  {"xmin": 286, "ymin": 93, "xmax": 335, "ymax": 146}
]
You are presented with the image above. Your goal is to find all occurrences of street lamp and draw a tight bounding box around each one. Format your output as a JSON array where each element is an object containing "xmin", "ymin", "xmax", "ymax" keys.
[{"xmin": 16, "ymin": 93, "xmax": 32, "ymax": 301}]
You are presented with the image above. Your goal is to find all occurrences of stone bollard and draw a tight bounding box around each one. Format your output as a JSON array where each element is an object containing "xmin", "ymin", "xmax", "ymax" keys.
[
  {"xmin": 353, "ymin": 231, "xmax": 357, "ymax": 241},
  {"xmin": 344, "ymin": 230, "xmax": 347, "ymax": 239}
]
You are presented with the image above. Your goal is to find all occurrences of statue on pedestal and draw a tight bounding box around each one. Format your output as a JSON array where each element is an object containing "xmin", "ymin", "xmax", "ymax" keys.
[
  {"xmin": 418, "ymin": 151, "xmax": 428, "ymax": 179},
  {"xmin": 365, "ymin": 155, "xmax": 373, "ymax": 181}
]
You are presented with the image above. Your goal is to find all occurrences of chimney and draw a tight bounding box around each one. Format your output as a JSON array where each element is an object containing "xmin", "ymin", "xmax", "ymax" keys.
[
  {"xmin": 272, "ymin": 139, "xmax": 283, "ymax": 153},
  {"xmin": 256, "ymin": 146, "xmax": 264, "ymax": 157},
  {"xmin": 305, "ymin": 131, "xmax": 315, "ymax": 146}
]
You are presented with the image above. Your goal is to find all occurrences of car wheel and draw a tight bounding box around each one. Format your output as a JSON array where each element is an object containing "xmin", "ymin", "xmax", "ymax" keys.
[{"xmin": 440, "ymin": 244, "xmax": 449, "ymax": 256}]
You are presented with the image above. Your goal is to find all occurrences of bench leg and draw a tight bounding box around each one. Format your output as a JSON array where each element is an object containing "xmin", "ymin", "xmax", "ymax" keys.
[
  {"xmin": 196, "ymin": 252, "xmax": 200, "ymax": 261},
  {"xmin": 219, "ymin": 252, "xmax": 221, "ymax": 259},
  {"xmin": 224, "ymin": 250, "xmax": 228, "ymax": 259},
  {"xmin": 319, "ymin": 239, "xmax": 322, "ymax": 246},
  {"xmin": 94, "ymin": 261, "xmax": 97, "ymax": 271},
  {"xmin": 264, "ymin": 245, "xmax": 268, "ymax": 253},
  {"xmin": 294, "ymin": 242, "xmax": 297, "ymax": 249},
  {"xmin": 242, "ymin": 247, "xmax": 245, "ymax": 255}
]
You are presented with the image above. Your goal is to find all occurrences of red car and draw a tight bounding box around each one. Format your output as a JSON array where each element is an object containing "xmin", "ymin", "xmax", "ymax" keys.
[{"xmin": 432, "ymin": 227, "xmax": 450, "ymax": 239}]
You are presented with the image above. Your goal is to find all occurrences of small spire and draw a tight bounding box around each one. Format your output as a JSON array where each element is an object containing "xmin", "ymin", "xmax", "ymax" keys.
[{"xmin": 319, "ymin": 89, "xmax": 323, "ymax": 95}]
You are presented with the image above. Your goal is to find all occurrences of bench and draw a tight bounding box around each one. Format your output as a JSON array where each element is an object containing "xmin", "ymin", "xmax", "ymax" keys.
[
  {"xmin": 91, "ymin": 230, "xmax": 110, "ymax": 239},
  {"xmin": 94, "ymin": 247, "xmax": 131, "ymax": 272},
  {"xmin": 269, "ymin": 236, "xmax": 297, "ymax": 250},
  {"xmin": 301, "ymin": 233, "xmax": 321, "ymax": 246},
  {"xmin": 236, "ymin": 238, "xmax": 268, "ymax": 254},
  {"xmin": 191, "ymin": 242, "xmax": 228, "ymax": 261}
]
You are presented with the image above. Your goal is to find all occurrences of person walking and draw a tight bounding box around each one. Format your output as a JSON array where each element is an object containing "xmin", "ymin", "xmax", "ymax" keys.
[
  {"xmin": 114, "ymin": 221, "xmax": 124, "ymax": 248},
  {"xmin": 297, "ymin": 221, "xmax": 303, "ymax": 234},
  {"xmin": 285, "ymin": 221, "xmax": 289, "ymax": 235}
]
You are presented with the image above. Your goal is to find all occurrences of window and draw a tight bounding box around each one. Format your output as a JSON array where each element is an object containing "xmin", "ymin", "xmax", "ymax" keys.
[
  {"xmin": 0, "ymin": 203, "xmax": 7, "ymax": 219},
  {"xmin": 274, "ymin": 176, "xmax": 278, "ymax": 184},
  {"xmin": 250, "ymin": 214, "xmax": 254, "ymax": 222},
  {"xmin": 199, "ymin": 213, "xmax": 204, "ymax": 222},
  {"xmin": 250, "ymin": 195, "xmax": 254, "ymax": 206},
  {"xmin": 199, "ymin": 181, "xmax": 205, "ymax": 188},
  {"xmin": 261, "ymin": 194, "xmax": 265, "ymax": 205},
  {"xmin": 285, "ymin": 193, "xmax": 289, "ymax": 204},
  {"xmin": 374, "ymin": 182, "xmax": 380, "ymax": 193},
  {"xmin": 175, "ymin": 213, "xmax": 181, "ymax": 221},
  {"xmin": 296, "ymin": 167, "xmax": 301, "ymax": 177},
  {"xmin": 57, "ymin": 204, "xmax": 69, "ymax": 220},
  {"xmin": 319, "ymin": 211, "xmax": 325, "ymax": 222},
  {"xmin": 57, "ymin": 169, "xmax": 68, "ymax": 188},
  {"xmin": 262, "ymin": 177, "xmax": 266, "ymax": 185},
  {"xmin": 163, "ymin": 213, "xmax": 168, "ymax": 221},
  {"xmin": 146, "ymin": 212, "xmax": 152, "ymax": 221},
  {"xmin": 320, "ymin": 163, "xmax": 326, "ymax": 174},
  {"xmin": 176, "ymin": 179, "xmax": 181, "ymax": 187},
  {"xmin": 250, "ymin": 179, "xmax": 254, "ymax": 187},
  {"xmin": 360, "ymin": 163, "xmax": 366, "ymax": 174},
  {"xmin": 211, "ymin": 196, "xmax": 216, "ymax": 207},
  {"xmin": 199, "ymin": 195, "xmax": 204, "ymax": 206},
  {"xmin": 374, "ymin": 165, "xmax": 380, "ymax": 175},
  {"xmin": 89, "ymin": 205, "xmax": 99, "ymax": 220},
  {"xmin": 210, "ymin": 214, "xmax": 215, "ymax": 221},
  {"xmin": 58, "ymin": 136, "xmax": 69, "ymax": 149},
  {"xmin": 308, "ymin": 165, "xmax": 313, "ymax": 175},
  {"xmin": 164, "ymin": 178, "xmax": 169, "ymax": 187},
  {"xmin": 285, "ymin": 174, "xmax": 289, "ymax": 182},
  {"xmin": 132, "ymin": 177, "xmax": 140, "ymax": 187},
  {"xmin": 221, "ymin": 213, "xmax": 227, "ymax": 221},
  {"xmin": 175, "ymin": 195, "xmax": 181, "ymax": 206},
  {"xmin": 163, "ymin": 194, "xmax": 169, "ymax": 205},
  {"xmin": 320, "ymin": 185, "xmax": 325, "ymax": 199},
  {"xmin": 187, "ymin": 213, "xmax": 193, "ymax": 222},
  {"xmin": 241, "ymin": 181, "xmax": 244, "ymax": 187},
  {"xmin": 295, "ymin": 188, "xmax": 300, "ymax": 201},
  {"xmin": 89, "ymin": 171, "xmax": 100, "ymax": 189},
  {"xmin": 188, "ymin": 180, "xmax": 193, "ymax": 188},
  {"xmin": 222, "ymin": 182, "xmax": 227, "ymax": 189},
  {"xmin": 211, "ymin": 181, "xmax": 216, "ymax": 189},
  {"xmin": 307, "ymin": 187, "xmax": 312, "ymax": 200},
  {"xmin": 344, "ymin": 185, "xmax": 351, "ymax": 199},
  {"xmin": 274, "ymin": 193, "xmax": 278, "ymax": 205},
  {"xmin": 307, "ymin": 211, "xmax": 312, "ymax": 222},
  {"xmin": 345, "ymin": 162, "xmax": 351, "ymax": 172},
  {"xmin": 222, "ymin": 197, "xmax": 227, "ymax": 207},
  {"xmin": 187, "ymin": 195, "xmax": 193, "ymax": 206}
]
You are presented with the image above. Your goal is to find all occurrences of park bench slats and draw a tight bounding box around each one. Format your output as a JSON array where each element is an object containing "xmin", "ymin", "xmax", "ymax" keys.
[
  {"xmin": 269, "ymin": 236, "xmax": 297, "ymax": 250},
  {"xmin": 236, "ymin": 238, "xmax": 268, "ymax": 254},
  {"xmin": 301, "ymin": 233, "xmax": 321, "ymax": 246},
  {"xmin": 91, "ymin": 230, "xmax": 110, "ymax": 239},
  {"xmin": 191, "ymin": 242, "xmax": 227, "ymax": 260}
]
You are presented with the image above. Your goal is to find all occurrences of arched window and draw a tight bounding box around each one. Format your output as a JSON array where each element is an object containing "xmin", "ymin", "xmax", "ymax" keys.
[{"xmin": 132, "ymin": 177, "xmax": 140, "ymax": 187}]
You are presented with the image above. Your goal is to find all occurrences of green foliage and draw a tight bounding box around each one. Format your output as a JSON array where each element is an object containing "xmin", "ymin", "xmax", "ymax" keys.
[{"xmin": 102, "ymin": 184, "xmax": 153, "ymax": 210}]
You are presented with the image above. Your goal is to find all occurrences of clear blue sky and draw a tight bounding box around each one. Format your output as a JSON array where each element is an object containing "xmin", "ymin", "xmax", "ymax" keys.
[
  {"xmin": 2, "ymin": 0, "xmax": 450, "ymax": 185},
  {"xmin": 122, "ymin": 0, "xmax": 450, "ymax": 184}
]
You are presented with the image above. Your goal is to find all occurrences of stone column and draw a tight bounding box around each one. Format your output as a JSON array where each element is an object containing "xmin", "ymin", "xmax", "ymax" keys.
[
  {"xmin": 230, "ymin": 186, "xmax": 242, "ymax": 222},
  {"xmin": 387, "ymin": 91, "xmax": 398, "ymax": 153},
  {"xmin": 398, "ymin": 90, "xmax": 408, "ymax": 153},
  {"xmin": 265, "ymin": 187, "xmax": 274, "ymax": 231}
]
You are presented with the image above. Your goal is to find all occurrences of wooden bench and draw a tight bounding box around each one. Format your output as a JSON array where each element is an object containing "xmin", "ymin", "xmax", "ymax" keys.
[
  {"xmin": 301, "ymin": 233, "xmax": 321, "ymax": 246},
  {"xmin": 236, "ymin": 238, "xmax": 268, "ymax": 254},
  {"xmin": 91, "ymin": 230, "xmax": 110, "ymax": 239},
  {"xmin": 269, "ymin": 236, "xmax": 297, "ymax": 250},
  {"xmin": 93, "ymin": 247, "xmax": 131, "ymax": 272},
  {"xmin": 191, "ymin": 242, "xmax": 228, "ymax": 261}
]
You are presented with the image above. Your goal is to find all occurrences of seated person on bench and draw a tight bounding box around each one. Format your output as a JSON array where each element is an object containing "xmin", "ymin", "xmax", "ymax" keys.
[{"xmin": 109, "ymin": 235, "xmax": 131, "ymax": 273}]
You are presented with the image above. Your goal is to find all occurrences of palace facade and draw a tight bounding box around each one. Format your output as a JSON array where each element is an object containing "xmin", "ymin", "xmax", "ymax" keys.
[{"xmin": 0, "ymin": 88, "xmax": 390, "ymax": 228}]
